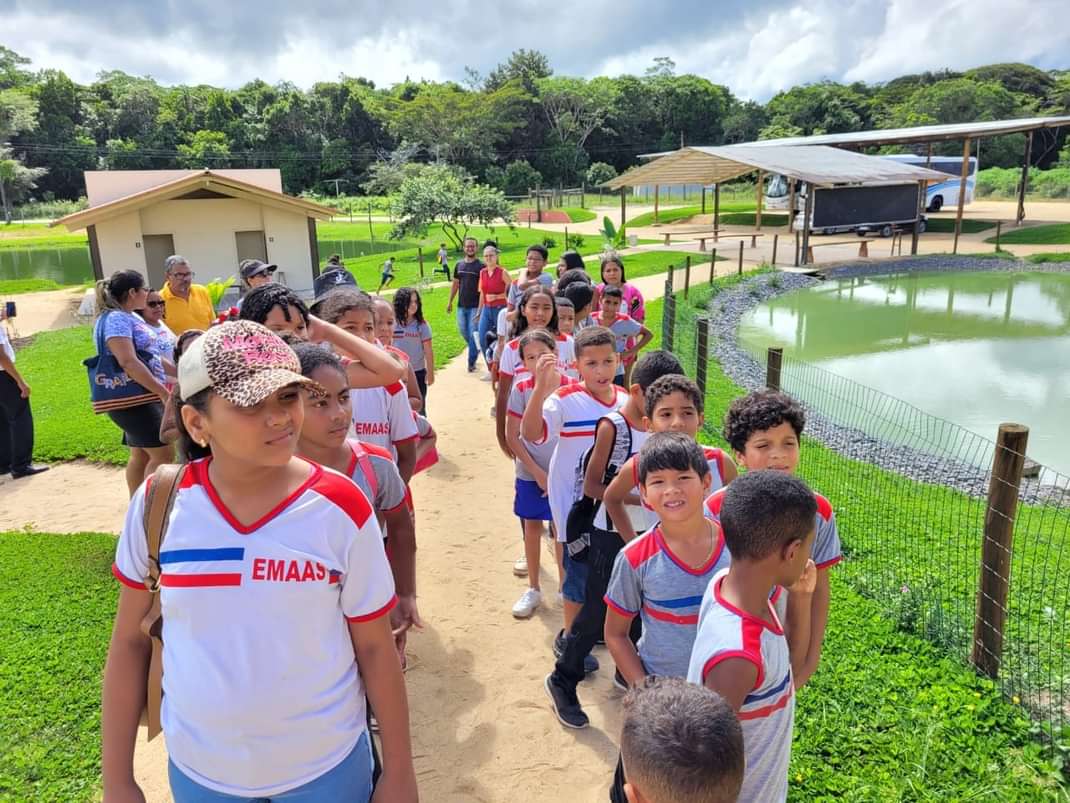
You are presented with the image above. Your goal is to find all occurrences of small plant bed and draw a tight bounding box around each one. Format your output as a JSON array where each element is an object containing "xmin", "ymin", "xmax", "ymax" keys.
[{"xmin": 987, "ymin": 223, "xmax": 1070, "ymax": 246}]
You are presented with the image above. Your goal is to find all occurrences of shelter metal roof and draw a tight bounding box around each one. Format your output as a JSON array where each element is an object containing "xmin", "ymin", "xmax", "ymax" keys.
[
  {"xmin": 605, "ymin": 145, "xmax": 949, "ymax": 189},
  {"xmin": 52, "ymin": 169, "xmax": 337, "ymax": 231}
]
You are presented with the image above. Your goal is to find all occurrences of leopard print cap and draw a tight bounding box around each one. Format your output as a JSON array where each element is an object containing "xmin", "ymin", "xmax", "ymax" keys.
[{"xmin": 193, "ymin": 320, "xmax": 319, "ymax": 407}]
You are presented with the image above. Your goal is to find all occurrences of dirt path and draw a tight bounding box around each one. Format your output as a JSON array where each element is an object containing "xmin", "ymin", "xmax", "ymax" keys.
[{"xmin": 2, "ymin": 287, "xmax": 88, "ymax": 337}]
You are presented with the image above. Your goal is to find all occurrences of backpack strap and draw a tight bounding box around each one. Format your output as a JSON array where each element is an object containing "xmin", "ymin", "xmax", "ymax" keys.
[
  {"xmin": 350, "ymin": 441, "xmax": 379, "ymax": 501},
  {"xmin": 139, "ymin": 463, "xmax": 185, "ymax": 741}
]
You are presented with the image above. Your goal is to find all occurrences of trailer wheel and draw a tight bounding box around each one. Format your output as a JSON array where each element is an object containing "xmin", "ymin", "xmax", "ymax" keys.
[
  {"xmin": 879, "ymin": 224, "xmax": 893, "ymax": 238},
  {"xmin": 928, "ymin": 196, "xmax": 943, "ymax": 212},
  {"xmin": 916, "ymin": 219, "xmax": 927, "ymax": 234}
]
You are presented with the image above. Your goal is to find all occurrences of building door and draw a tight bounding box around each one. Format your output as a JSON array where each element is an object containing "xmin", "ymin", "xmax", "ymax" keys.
[
  {"xmin": 235, "ymin": 230, "xmax": 268, "ymax": 265},
  {"xmin": 142, "ymin": 234, "xmax": 175, "ymax": 289}
]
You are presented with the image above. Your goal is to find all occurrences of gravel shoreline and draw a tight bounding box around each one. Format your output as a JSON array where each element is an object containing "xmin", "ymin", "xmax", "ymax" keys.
[{"xmin": 702, "ymin": 255, "xmax": 1070, "ymax": 504}]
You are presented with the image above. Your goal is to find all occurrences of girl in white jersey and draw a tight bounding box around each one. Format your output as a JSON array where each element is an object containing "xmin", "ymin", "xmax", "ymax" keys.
[{"xmin": 102, "ymin": 321, "xmax": 417, "ymax": 803}]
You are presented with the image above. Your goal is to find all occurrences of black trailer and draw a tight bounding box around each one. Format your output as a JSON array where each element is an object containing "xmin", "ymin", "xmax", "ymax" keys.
[{"xmin": 792, "ymin": 183, "xmax": 925, "ymax": 237}]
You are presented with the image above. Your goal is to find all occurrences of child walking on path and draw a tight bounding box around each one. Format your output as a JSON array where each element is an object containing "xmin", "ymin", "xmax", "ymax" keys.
[
  {"xmin": 101, "ymin": 321, "xmax": 417, "ymax": 803},
  {"xmin": 688, "ymin": 470, "xmax": 818, "ymax": 802},
  {"xmin": 591, "ymin": 286, "xmax": 652, "ymax": 387},
  {"xmin": 392, "ymin": 287, "xmax": 434, "ymax": 414}
]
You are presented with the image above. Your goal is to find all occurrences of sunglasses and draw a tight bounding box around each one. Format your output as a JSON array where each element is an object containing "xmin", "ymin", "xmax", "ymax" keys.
[{"xmin": 146, "ymin": 300, "xmax": 166, "ymax": 309}]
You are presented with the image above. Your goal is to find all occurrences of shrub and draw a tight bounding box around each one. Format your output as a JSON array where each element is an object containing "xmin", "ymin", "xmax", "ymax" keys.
[{"xmin": 585, "ymin": 162, "xmax": 618, "ymax": 187}]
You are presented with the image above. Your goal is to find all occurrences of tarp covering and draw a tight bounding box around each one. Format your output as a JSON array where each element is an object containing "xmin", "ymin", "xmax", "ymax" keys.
[{"xmin": 605, "ymin": 145, "xmax": 949, "ymax": 189}]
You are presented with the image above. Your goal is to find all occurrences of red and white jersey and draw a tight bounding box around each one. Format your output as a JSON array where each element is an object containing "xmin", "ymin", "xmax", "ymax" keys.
[
  {"xmin": 346, "ymin": 439, "xmax": 407, "ymax": 517},
  {"xmin": 112, "ymin": 458, "xmax": 395, "ymax": 798},
  {"xmin": 506, "ymin": 373, "xmax": 576, "ymax": 479},
  {"xmin": 536, "ymin": 383, "xmax": 629, "ymax": 541},
  {"xmin": 498, "ymin": 332, "xmax": 577, "ymax": 381},
  {"xmin": 350, "ymin": 380, "xmax": 419, "ymax": 458},
  {"xmin": 636, "ymin": 445, "xmax": 732, "ymax": 515}
]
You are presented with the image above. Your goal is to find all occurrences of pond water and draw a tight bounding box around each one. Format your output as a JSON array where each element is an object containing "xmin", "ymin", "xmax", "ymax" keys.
[
  {"xmin": 0, "ymin": 246, "xmax": 95, "ymax": 285},
  {"xmin": 737, "ymin": 271, "xmax": 1070, "ymax": 475}
]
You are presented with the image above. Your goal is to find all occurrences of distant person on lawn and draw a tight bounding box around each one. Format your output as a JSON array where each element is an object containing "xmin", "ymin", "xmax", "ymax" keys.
[
  {"xmin": 0, "ymin": 307, "xmax": 48, "ymax": 479},
  {"xmin": 446, "ymin": 236, "xmax": 484, "ymax": 372},
  {"xmin": 161, "ymin": 256, "xmax": 214, "ymax": 335}
]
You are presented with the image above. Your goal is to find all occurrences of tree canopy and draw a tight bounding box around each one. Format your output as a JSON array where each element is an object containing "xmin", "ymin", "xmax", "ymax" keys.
[{"xmin": 0, "ymin": 45, "xmax": 1066, "ymax": 205}]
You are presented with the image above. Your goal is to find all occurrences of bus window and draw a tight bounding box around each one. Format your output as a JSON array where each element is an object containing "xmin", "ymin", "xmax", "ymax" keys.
[{"xmin": 766, "ymin": 174, "xmax": 788, "ymax": 198}]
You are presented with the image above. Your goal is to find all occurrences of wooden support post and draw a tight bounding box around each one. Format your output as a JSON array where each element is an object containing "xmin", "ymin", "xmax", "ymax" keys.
[
  {"xmin": 684, "ymin": 255, "xmax": 692, "ymax": 299},
  {"xmin": 737, "ymin": 240, "xmax": 744, "ymax": 275},
  {"xmin": 580, "ymin": 182, "xmax": 586, "ymax": 209},
  {"xmin": 654, "ymin": 184, "xmax": 660, "ymax": 224},
  {"xmin": 766, "ymin": 347, "xmax": 783, "ymax": 391},
  {"xmin": 620, "ymin": 188, "xmax": 627, "ymax": 229},
  {"xmin": 772, "ymin": 234, "xmax": 779, "ymax": 266},
  {"xmin": 1016, "ymin": 132, "xmax": 1032, "ymax": 226},
  {"xmin": 794, "ymin": 232, "xmax": 800, "ymax": 267},
  {"xmin": 972, "ymin": 423, "xmax": 1029, "ymax": 679},
  {"xmin": 564, "ymin": 226, "xmax": 569, "ymax": 250},
  {"xmin": 953, "ymin": 138, "xmax": 971, "ymax": 254},
  {"xmin": 714, "ymin": 184, "xmax": 720, "ymax": 239},
  {"xmin": 662, "ymin": 279, "xmax": 676, "ymax": 353},
  {"xmin": 755, "ymin": 170, "xmax": 764, "ymax": 231},
  {"xmin": 417, "ymin": 246, "xmax": 424, "ymax": 279},
  {"xmin": 800, "ymin": 186, "xmax": 814, "ymax": 266},
  {"xmin": 709, "ymin": 248, "xmax": 717, "ymax": 285},
  {"xmin": 786, "ymin": 179, "xmax": 796, "ymax": 232},
  {"xmin": 995, "ymin": 221, "xmax": 1002, "ymax": 252},
  {"xmin": 536, "ymin": 185, "xmax": 542, "ymax": 224},
  {"xmin": 911, "ymin": 179, "xmax": 925, "ymax": 256},
  {"xmin": 695, "ymin": 315, "xmax": 710, "ymax": 400},
  {"xmin": 925, "ymin": 142, "xmax": 933, "ymax": 167},
  {"xmin": 701, "ymin": 186, "xmax": 707, "ymax": 214}
]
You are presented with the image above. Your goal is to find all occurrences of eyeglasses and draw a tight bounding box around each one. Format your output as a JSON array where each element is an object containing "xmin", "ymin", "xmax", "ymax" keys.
[
  {"xmin": 146, "ymin": 300, "xmax": 166, "ymax": 308},
  {"xmin": 171, "ymin": 272, "xmax": 194, "ymax": 280}
]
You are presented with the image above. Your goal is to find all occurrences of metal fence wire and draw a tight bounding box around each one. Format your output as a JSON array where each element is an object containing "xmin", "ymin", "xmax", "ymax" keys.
[{"xmin": 662, "ymin": 282, "xmax": 1070, "ymax": 747}]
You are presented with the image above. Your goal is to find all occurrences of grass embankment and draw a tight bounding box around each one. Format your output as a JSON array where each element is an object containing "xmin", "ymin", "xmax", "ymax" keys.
[
  {"xmin": 626, "ymin": 200, "xmax": 755, "ymax": 228},
  {"xmin": 641, "ymin": 279, "xmax": 1066, "ymax": 799},
  {"xmin": 1026, "ymin": 252, "xmax": 1070, "ymax": 264},
  {"xmin": 0, "ymin": 223, "xmax": 87, "ymax": 249},
  {"xmin": 987, "ymin": 223, "xmax": 1070, "ymax": 245},
  {"xmin": 0, "ymin": 278, "xmax": 70, "ymax": 294},
  {"xmin": 923, "ymin": 218, "xmax": 996, "ymax": 234}
]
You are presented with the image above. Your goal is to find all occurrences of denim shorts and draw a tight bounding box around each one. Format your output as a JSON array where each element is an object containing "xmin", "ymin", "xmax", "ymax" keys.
[
  {"xmin": 561, "ymin": 551, "xmax": 589, "ymax": 604},
  {"xmin": 168, "ymin": 731, "xmax": 373, "ymax": 802}
]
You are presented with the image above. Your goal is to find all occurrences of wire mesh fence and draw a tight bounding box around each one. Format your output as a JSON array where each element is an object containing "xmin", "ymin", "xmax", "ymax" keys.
[{"xmin": 662, "ymin": 280, "xmax": 1070, "ymax": 748}]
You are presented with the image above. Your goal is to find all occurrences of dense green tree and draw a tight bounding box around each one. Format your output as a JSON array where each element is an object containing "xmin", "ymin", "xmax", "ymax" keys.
[
  {"xmin": 392, "ymin": 164, "xmax": 514, "ymax": 248},
  {"xmin": 24, "ymin": 70, "xmax": 96, "ymax": 198},
  {"xmin": 761, "ymin": 81, "xmax": 872, "ymax": 138},
  {"xmin": 177, "ymin": 130, "xmax": 231, "ymax": 168},
  {"xmin": 485, "ymin": 50, "xmax": 552, "ymax": 94}
]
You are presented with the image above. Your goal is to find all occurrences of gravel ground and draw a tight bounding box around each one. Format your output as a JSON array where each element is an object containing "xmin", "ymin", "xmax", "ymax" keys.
[{"xmin": 702, "ymin": 256, "xmax": 1070, "ymax": 505}]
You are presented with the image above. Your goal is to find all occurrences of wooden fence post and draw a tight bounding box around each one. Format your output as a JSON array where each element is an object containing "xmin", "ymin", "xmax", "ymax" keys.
[
  {"xmin": 695, "ymin": 315, "xmax": 710, "ymax": 399},
  {"xmin": 738, "ymin": 240, "xmax": 744, "ymax": 275},
  {"xmin": 684, "ymin": 255, "xmax": 692, "ymax": 298},
  {"xmin": 794, "ymin": 232, "xmax": 800, "ymax": 267},
  {"xmin": 666, "ymin": 264, "xmax": 675, "ymax": 293},
  {"xmin": 772, "ymin": 234, "xmax": 779, "ymax": 266},
  {"xmin": 710, "ymin": 249, "xmax": 717, "ymax": 285},
  {"xmin": 766, "ymin": 347, "xmax": 783, "ymax": 391},
  {"xmin": 971, "ymin": 423, "xmax": 1029, "ymax": 679},
  {"xmin": 564, "ymin": 226, "xmax": 569, "ymax": 250},
  {"xmin": 417, "ymin": 247, "xmax": 424, "ymax": 279},
  {"xmin": 662, "ymin": 279, "xmax": 676, "ymax": 354},
  {"xmin": 995, "ymin": 221, "xmax": 1002, "ymax": 253}
]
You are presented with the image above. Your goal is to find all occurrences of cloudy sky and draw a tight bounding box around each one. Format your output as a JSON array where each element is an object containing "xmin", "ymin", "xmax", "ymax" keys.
[{"xmin": 4, "ymin": 0, "xmax": 1068, "ymax": 99}]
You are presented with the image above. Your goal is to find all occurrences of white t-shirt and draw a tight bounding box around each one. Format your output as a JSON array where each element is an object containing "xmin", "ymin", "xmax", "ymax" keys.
[
  {"xmin": 506, "ymin": 374, "xmax": 575, "ymax": 480},
  {"xmin": 349, "ymin": 380, "xmax": 420, "ymax": 459},
  {"xmin": 498, "ymin": 333, "xmax": 577, "ymax": 382},
  {"xmin": 0, "ymin": 324, "xmax": 14, "ymax": 371},
  {"xmin": 536, "ymin": 383, "xmax": 629, "ymax": 541},
  {"xmin": 112, "ymin": 458, "xmax": 396, "ymax": 797}
]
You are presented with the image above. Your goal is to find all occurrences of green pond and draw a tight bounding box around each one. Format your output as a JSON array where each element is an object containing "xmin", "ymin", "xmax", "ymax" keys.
[{"xmin": 737, "ymin": 271, "xmax": 1070, "ymax": 475}]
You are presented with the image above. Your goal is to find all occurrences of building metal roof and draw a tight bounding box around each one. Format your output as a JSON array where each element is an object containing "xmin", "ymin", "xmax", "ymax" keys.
[
  {"xmin": 605, "ymin": 145, "xmax": 949, "ymax": 189},
  {"xmin": 52, "ymin": 169, "xmax": 336, "ymax": 231}
]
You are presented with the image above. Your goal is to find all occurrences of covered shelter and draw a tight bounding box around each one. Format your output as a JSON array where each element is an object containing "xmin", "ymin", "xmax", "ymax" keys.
[
  {"xmin": 52, "ymin": 169, "xmax": 336, "ymax": 295},
  {"xmin": 605, "ymin": 145, "xmax": 948, "ymax": 264}
]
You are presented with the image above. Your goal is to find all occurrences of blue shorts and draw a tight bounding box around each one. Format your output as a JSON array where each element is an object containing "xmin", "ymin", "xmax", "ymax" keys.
[
  {"xmin": 562, "ymin": 551, "xmax": 589, "ymax": 604},
  {"xmin": 514, "ymin": 478, "xmax": 552, "ymax": 521},
  {"xmin": 168, "ymin": 731, "xmax": 373, "ymax": 802}
]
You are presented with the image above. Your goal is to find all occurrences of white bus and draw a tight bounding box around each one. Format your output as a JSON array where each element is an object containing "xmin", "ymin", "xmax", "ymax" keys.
[{"xmin": 764, "ymin": 155, "xmax": 978, "ymax": 213}]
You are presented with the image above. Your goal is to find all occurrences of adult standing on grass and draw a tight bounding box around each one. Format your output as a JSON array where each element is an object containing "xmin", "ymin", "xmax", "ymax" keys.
[
  {"xmin": 476, "ymin": 243, "xmax": 509, "ymax": 369},
  {"xmin": 94, "ymin": 270, "xmax": 174, "ymax": 496},
  {"xmin": 161, "ymin": 256, "xmax": 214, "ymax": 335},
  {"xmin": 0, "ymin": 308, "xmax": 48, "ymax": 480},
  {"xmin": 446, "ymin": 236, "xmax": 484, "ymax": 372}
]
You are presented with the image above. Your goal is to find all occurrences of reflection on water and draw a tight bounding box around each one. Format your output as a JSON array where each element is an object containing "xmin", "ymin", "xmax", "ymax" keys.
[
  {"xmin": 738, "ymin": 271, "xmax": 1070, "ymax": 474},
  {"xmin": 0, "ymin": 246, "xmax": 95, "ymax": 285}
]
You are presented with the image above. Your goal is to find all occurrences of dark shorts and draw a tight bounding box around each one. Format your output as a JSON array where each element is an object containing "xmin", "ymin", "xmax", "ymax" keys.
[
  {"xmin": 107, "ymin": 401, "xmax": 165, "ymax": 449},
  {"xmin": 514, "ymin": 478, "xmax": 552, "ymax": 521}
]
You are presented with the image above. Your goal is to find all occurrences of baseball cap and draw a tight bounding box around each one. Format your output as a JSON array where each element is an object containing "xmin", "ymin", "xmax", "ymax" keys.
[
  {"xmin": 178, "ymin": 320, "xmax": 316, "ymax": 405},
  {"xmin": 239, "ymin": 259, "xmax": 277, "ymax": 282},
  {"xmin": 313, "ymin": 267, "xmax": 359, "ymax": 304}
]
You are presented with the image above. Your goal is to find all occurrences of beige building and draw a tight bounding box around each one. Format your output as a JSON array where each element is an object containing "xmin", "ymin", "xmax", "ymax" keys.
[{"xmin": 52, "ymin": 169, "xmax": 335, "ymax": 296}]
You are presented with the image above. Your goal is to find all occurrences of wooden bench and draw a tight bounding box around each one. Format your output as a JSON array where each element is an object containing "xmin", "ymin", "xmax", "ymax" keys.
[
  {"xmin": 662, "ymin": 230, "xmax": 765, "ymax": 250},
  {"xmin": 804, "ymin": 238, "xmax": 877, "ymax": 263}
]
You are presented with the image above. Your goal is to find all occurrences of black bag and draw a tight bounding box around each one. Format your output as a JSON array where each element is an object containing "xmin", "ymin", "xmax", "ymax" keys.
[{"xmin": 564, "ymin": 414, "xmax": 632, "ymax": 562}]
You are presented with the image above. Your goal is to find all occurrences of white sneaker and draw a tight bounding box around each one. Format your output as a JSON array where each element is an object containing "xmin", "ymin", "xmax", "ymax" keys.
[
  {"xmin": 512, "ymin": 588, "xmax": 543, "ymax": 618},
  {"xmin": 513, "ymin": 556, "xmax": 528, "ymax": 576}
]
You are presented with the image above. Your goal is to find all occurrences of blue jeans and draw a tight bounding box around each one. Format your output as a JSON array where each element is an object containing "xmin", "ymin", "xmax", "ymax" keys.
[
  {"xmin": 477, "ymin": 306, "xmax": 501, "ymax": 365},
  {"xmin": 456, "ymin": 306, "xmax": 479, "ymax": 369},
  {"xmin": 168, "ymin": 731, "xmax": 373, "ymax": 802}
]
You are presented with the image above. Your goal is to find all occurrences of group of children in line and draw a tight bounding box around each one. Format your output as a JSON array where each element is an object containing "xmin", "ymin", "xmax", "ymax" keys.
[
  {"xmin": 100, "ymin": 239, "xmax": 839, "ymax": 802},
  {"xmin": 489, "ymin": 244, "xmax": 841, "ymax": 801}
]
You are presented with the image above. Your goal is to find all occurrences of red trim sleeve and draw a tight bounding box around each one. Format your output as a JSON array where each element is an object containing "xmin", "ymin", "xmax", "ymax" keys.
[
  {"xmin": 816, "ymin": 555, "xmax": 843, "ymax": 570},
  {"xmin": 506, "ymin": 410, "xmax": 523, "ymax": 419},
  {"xmin": 112, "ymin": 563, "xmax": 147, "ymax": 591},
  {"xmin": 702, "ymin": 649, "xmax": 764, "ymax": 689},
  {"xmin": 346, "ymin": 595, "xmax": 398, "ymax": 623},
  {"xmin": 604, "ymin": 595, "xmax": 638, "ymax": 618},
  {"xmin": 391, "ymin": 434, "xmax": 419, "ymax": 446},
  {"xmin": 381, "ymin": 500, "xmax": 407, "ymax": 515}
]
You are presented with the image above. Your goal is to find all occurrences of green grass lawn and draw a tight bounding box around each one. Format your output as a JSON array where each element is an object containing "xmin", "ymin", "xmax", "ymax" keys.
[
  {"xmin": 560, "ymin": 207, "xmax": 596, "ymax": 223},
  {"xmin": 626, "ymin": 200, "xmax": 758, "ymax": 228},
  {"xmin": 0, "ymin": 278, "xmax": 69, "ymax": 294},
  {"xmin": 0, "ymin": 222, "xmax": 88, "ymax": 249},
  {"xmin": 719, "ymin": 212, "xmax": 788, "ymax": 227},
  {"xmin": 987, "ymin": 223, "xmax": 1070, "ymax": 245},
  {"xmin": 1025, "ymin": 252, "xmax": 1070, "ymax": 264},
  {"xmin": 923, "ymin": 218, "xmax": 996, "ymax": 234}
]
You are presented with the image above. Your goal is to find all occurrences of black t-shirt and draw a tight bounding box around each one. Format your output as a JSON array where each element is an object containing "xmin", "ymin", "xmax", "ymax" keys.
[{"xmin": 455, "ymin": 259, "xmax": 484, "ymax": 308}]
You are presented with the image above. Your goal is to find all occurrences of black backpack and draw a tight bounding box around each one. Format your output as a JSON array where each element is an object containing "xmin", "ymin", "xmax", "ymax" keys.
[{"xmin": 565, "ymin": 413, "xmax": 633, "ymax": 562}]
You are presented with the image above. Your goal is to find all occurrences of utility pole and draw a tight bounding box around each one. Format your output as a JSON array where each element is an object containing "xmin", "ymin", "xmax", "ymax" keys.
[{"xmin": 326, "ymin": 179, "xmax": 345, "ymax": 197}]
